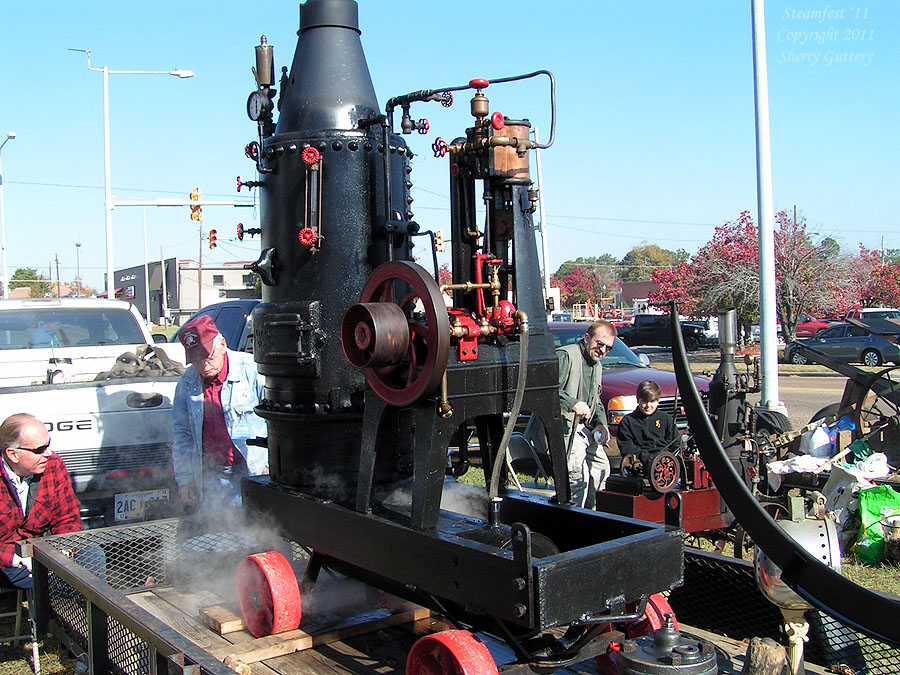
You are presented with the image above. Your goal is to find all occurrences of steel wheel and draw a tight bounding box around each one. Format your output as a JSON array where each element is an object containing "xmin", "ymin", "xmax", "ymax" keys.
[
  {"xmin": 649, "ymin": 451, "xmax": 681, "ymax": 493},
  {"xmin": 406, "ymin": 630, "xmax": 498, "ymax": 675},
  {"xmin": 342, "ymin": 261, "xmax": 450, "ymax": 406},
  {"xmin": 237, "ymin": 551, "xmax": 301, "ymax": 637},
  {"xmin": 855, "ymin": 365, "xmax": 900, "ymax": 438}
]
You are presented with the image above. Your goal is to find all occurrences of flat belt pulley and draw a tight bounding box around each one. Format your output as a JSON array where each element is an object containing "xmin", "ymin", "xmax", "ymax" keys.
[{"xmin": 342, "ymin": 261, "xmax": 450, "ymax": 406}]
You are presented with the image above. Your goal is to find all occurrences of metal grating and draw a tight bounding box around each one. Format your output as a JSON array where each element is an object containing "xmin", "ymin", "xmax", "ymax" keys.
[{"xmin": 671, "ymin": 549, "xmax": 900, "ymax": 675}]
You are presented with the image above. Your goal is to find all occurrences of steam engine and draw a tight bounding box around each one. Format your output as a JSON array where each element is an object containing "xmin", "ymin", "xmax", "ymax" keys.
[{"xmin": 239, "ymin": 0, "xmax": 683, "ymax": 666}]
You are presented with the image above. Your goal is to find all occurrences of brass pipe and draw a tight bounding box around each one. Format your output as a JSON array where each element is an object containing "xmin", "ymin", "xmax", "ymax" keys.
[{"xmin": 437, "ymin": 371, "xmax": 452, "ymax": 418}]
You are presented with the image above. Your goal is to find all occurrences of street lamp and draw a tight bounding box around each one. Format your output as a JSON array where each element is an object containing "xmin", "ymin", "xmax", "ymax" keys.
[
  {"xmin": 0, "ymin": 131, "xmax": 16, "ymax": 300},
  {"xmin": 71, "ymin": 49, "xmax": 194, "ymax": 300}
]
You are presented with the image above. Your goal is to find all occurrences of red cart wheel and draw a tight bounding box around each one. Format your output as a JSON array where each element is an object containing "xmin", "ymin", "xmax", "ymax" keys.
[
  {"xmin": 649, "ymin": 451, "xmax": 681, "ymax": 494},
  {"xmin": 342, "ymin": 261, "xmax": 450, "ymax": 406},
  {"xmin": 406, "ymin": 630, "xmax": 498, "ymax": 675},
  {"xmin": 236, "ymin": 551, "xmax": 301, "ymax": 638}
]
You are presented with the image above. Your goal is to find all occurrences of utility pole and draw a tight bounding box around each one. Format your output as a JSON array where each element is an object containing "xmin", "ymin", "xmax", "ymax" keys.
[
  {"xmin": 55, "ymin": 254, "xmax": 62, "ymax": 297},
  {"xmin": 198, "ymin": 225, "xmax": 203, "ymax": 311},
  {"xmin": 160, "ymin": 248, "xmax": 169, "ymax": 326}
]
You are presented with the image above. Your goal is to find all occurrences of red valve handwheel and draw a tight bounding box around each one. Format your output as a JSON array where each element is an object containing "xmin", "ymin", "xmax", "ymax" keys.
[
  {"xmin": 432, "ymin": 137, "xmax": 448, "ymax": 158},
  {"xmin": 298, "ymin": 227, "xmax": 317, "ymax": 246},
  {"xmin": 236, "ymin": 551, "xmax": 301, "ymax": 638},
  {"xmin": 237, "ymin": 223, "xmax": 244, "ymax": 241},
  {"xmin": 468, "ymin": 78, "xmax": 490, "ymax": 89},
  {"xmin": 491, "ymin": 111, "xmax": 505, "ymax": 131},
  {"xmin": 406, "ymin": 630, "xmax": 498, "ymax": 675},
  {"xmin": 417, "ymin": 118, "xmax": 430, "ymax": 135},
  {"xmin": 649, "ymin": 451, "xmax": 681, "ymax": 494},
  {"xmin": 344, "ymin": 261, "xmax": 450, "ymax": 406},
  {"xmin": 301, "ymin": 146, "xmax": 321, "ymax": 166}
]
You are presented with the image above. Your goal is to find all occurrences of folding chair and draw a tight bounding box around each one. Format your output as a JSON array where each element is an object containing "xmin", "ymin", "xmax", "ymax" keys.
[{"xmin": 0, "ymin": 586, "xmax": 30, "ymax": 646}]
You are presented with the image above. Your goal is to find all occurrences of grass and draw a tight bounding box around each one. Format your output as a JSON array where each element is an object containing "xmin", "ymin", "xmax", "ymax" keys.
[{"xmin": 0, "ymin": 593, "xmax": 76, "ymax": 674}]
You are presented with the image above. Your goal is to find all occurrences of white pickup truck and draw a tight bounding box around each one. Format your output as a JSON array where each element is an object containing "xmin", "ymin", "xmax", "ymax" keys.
[{"xmin": 0, "ymin": 298, "xmax": 185, "ymax": 527}]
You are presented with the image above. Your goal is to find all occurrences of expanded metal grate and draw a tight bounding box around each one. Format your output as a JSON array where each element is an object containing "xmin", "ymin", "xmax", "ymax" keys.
[
  {"xmin": 38, "ymin": 517, "xmax": 290, "ymax": 675},
  {"xmin": 672, "ymin": 549, "xmax": 900, "ymax": 675}
]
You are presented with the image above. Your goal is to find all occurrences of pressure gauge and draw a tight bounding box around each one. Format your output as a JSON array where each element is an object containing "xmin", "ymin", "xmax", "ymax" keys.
[{"xmin": 247, "ymin": 90, "xmax": 271, "ymax": 121}]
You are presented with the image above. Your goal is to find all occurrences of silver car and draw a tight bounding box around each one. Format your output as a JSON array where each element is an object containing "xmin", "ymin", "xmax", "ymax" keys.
[{"xmin": 785, "ymin": 322, "xmax": 900, "ymax": 367}]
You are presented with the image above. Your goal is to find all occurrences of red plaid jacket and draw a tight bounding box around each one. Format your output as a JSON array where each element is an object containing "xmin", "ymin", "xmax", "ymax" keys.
[{"xmin": 1, "ymin": 454, "xmax": 83, "ymax": 567}]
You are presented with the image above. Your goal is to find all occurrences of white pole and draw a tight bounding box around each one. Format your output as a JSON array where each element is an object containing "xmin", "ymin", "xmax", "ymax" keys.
[
  {"xmin": 142, "ymin": 203, "xmax": 151, "ymax": 323},
  {"xmin": 533, "ymin": 128, "xmax": 552, "ymax": 320},
  {"xmin": 160, "ymin": 246, "xmax": 169, "ymax": 326},
  {"xmin": 103, "ymin": 66, "xmax": 114, "ymax": 300},
  {"xmin": 0, "ymin": 132, "xmax": 15, "ymax": 300},
  {"xmin": 751, "ymin": 0, "xmax": 785, "ymax": 413},
  {"xmin": 75, "ymin": 242, "xmax": 82, "ymax": 297}
]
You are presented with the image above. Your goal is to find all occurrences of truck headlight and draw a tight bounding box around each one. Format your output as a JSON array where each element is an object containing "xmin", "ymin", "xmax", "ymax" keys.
[{"xmin": 606, "ymin": 395, "xmax": 638, "ymax": 424}]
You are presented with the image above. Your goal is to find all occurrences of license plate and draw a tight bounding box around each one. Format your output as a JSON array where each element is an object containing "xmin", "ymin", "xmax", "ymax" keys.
[{"xmin": 114, "ymin": 489, "xmax": 169, "ymax": 522}]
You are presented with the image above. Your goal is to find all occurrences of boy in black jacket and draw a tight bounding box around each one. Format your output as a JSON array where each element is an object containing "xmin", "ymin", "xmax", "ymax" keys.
[{"xmin": 616, "ymin": 380, "xmax": 679, "ymax": 469}]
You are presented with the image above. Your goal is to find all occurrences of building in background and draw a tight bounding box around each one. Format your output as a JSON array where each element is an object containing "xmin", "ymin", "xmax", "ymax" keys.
[{"xmin": 110, "ymin": 259, "xmax": 259, "ymax": 325}]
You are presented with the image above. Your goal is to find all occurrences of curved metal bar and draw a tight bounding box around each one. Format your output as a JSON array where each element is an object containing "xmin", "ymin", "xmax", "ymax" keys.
[{"xmin": 668, "ymin": 303, "xmax": 900, "ymax": 646}]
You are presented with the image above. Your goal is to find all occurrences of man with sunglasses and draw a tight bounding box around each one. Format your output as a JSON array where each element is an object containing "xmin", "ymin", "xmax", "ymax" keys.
[
  {"xmin": 173, "ymin": 315, "xmax": 267, "ymax": 512},
  {"xmin": 0, "ymin": 413, "xmax": 83, "ymax": 590},
  {"xmin": 557, "ymin": 319, "xmax": 617, "ymax": 509}
]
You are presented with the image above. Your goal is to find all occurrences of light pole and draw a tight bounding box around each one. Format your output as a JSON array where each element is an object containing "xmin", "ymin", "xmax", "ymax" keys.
[
  {"xmin": 0, "ymin": 131, "xmax": 16, "ymax": 300},
  {"xmin": 75, "ymin": 242, "xmax": 82, "ymax": 297},
  {"xmin": 71, "ymin": 49, "xmax": 193, "ymax": 300}
]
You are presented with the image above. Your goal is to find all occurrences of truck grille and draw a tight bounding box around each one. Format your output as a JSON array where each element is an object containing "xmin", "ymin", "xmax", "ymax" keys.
[{"xmin": 658, "ymin": 392, "xmax": 708, "ymax": 429}]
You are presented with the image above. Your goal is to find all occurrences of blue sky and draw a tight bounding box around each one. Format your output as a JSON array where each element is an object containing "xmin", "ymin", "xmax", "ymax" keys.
[{"xmin": 1, "ymin": 1, "xmax": 896, "ymax": 290}]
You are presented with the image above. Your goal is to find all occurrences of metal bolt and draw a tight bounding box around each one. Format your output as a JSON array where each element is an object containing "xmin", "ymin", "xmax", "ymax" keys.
[
  {"xmin": 513, "ymin": 603, "xmax": 526, "ymax": 617},
  {"xmin": 512, "ymin": 577, "xmax": 526, "ymax": 591}
]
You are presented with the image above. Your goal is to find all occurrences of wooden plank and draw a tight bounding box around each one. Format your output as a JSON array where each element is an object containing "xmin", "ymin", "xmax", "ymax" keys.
[
  {"xmin": 210, "ymin": 607, "xmax": 430, "ymax": 665},
  {"xmin": 201, "ymin": 605, "xmax": 244, "ymax": 635},
  {"xmin": 128, "ymin": 590, "xmax": 280, "ymax": 675}
]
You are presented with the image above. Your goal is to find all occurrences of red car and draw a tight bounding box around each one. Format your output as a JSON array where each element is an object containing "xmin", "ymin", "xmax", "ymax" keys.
[
  {"xmin": 794, "ymin": 314, "xmax": 833, "ymax": 338},
  {"xmin": 548, "ymin": 323, "xmax": 710, "ymax": 465}
]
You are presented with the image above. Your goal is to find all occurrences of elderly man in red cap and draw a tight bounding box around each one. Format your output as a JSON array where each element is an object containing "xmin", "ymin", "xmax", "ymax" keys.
[{"xmin": 173, "ymin": 315, "xmax": 267, "ymax": 510}]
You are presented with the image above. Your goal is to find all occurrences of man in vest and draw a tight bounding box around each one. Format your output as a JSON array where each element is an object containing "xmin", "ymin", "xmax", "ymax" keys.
[{"xmin": 557, "ymin": 319, "xmax": 616, "ymax": 508}]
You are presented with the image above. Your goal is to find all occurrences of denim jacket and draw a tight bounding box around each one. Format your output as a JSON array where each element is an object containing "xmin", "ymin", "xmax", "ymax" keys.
[{"xmin": 172, "ymin": 349, "xmax": 267, "ymax": 491}]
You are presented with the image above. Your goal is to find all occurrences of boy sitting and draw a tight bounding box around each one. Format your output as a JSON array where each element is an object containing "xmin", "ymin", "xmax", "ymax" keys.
[{"xmin": 616, "ymin": 380, "xmax": 679, "ymax": 472}]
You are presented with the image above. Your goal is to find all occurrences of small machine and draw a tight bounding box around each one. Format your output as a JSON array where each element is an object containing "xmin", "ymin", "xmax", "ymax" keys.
[{"xmin": 236, "ymin": 0, "xmax": 686, "ymax": 671}]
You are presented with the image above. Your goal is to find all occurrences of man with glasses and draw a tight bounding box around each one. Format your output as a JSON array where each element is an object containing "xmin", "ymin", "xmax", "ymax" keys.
[
  {"xmin": 0, "ymin": 413, "xmax": 83, "ymax": 589},
  {"xmin": 173, "ymin": 315, "xmax": 267, "ymax": 512},
  {"xmin": 557, "ymin": 320, "xmax": 617, "ymax": 508}
]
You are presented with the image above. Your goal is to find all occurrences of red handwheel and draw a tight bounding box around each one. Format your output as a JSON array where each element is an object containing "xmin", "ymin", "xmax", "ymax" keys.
[
  {"xmin": 236, "ymin": 551, "xmax": 301, "ymax": 638},
  {"xmin": 406, "ymin": 630, "xmax": 498, "ymax": 675}
]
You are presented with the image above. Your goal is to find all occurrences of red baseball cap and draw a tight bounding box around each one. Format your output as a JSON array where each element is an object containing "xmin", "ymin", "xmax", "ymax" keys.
[{"xmin": 179, "ymin": 315, "xmax": 220, "ymax": 362}]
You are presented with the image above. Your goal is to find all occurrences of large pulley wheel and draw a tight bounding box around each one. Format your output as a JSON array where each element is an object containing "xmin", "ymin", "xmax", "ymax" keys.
[
  {"xmin": 648, "ymin": 451, "xmax": 681, "ymax": 494},
  {"xmin": 342, "ymin": 261, "xmax": 450, "ymax": 406},
  {"xmin": 855, "ymin": 365, "xmax": 900, "ymax": 438},
  {"xmin": 236, "ymin": 551, "xmax": 301, "ymax": 638},
  {"xmin": 406, "ymin": 630, "xmax": 498, "ymax": 675}
]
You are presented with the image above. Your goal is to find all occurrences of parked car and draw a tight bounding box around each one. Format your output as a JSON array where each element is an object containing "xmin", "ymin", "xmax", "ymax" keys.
[
  {"xmin": 794, "ymin": 314, "xmax": 833, "ymax": 338},
  {"xmin": 170, "ymin": 299, "xmax": 258, "ymax": 353},
  {"xmin": 784, "ymin": 322, "xmax": 900, "ymax": 367},
  {"xmin": 546, "ymin": 322, "xmax": 710, "ymax": 464},
  {"xmin": 844, "ymin": 307, "xmax": 900, "ymax": 321},
  {"xmin": 687, "ymin": 317, "xmax": 719, "ymax": 347}
]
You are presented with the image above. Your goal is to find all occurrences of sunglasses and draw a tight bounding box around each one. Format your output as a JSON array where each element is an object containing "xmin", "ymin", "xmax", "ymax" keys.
[{"xmin": 15, "ymin": 441, "xmax": 51, "ymax": 454}]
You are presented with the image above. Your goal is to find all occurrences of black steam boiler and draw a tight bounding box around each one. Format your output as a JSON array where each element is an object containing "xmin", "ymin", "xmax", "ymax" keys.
[{"xmin": 238, "ymin": 0, "xmax": 683, "ymax": 669}]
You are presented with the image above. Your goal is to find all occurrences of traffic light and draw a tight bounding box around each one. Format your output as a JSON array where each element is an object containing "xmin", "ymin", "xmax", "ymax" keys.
[
  {"xmin": 209, "ymin": 229, "xmax": 217, "ymax": 249},
  {"xmin": 190, "ymin": 188, "xmax": 202, "ymax": 222},
  {"xmin": 435, "ymin": 230, "xmax": 444, "ymax": 252}
]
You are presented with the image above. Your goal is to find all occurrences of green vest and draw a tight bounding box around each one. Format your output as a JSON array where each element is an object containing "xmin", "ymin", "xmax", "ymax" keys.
[{"xmin": 558, "ymin": 342, "xmax": 603, "ymax": 436}]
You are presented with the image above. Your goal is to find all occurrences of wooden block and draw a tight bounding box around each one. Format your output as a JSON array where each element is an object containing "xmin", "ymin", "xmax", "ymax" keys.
[
  {"xmin": 201, "ymin": 605, "xmax": 244, "ymax": 635},
  {"xmin": 210, "ymin": 607, "xmax": 431, "ymax": 665}
]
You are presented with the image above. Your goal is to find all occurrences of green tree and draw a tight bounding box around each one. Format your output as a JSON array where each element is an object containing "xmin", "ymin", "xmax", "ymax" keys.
[
  {"xmin": 619, "ymin": 245, "xmax": 682, "ymax": 282},
  {"xmin": 553, "ymin": 255, "xmax": 618, "ymax": 280},
  {"xmin": 9, "ymin": 267, "xmax": 52, "ymax": 298}
]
